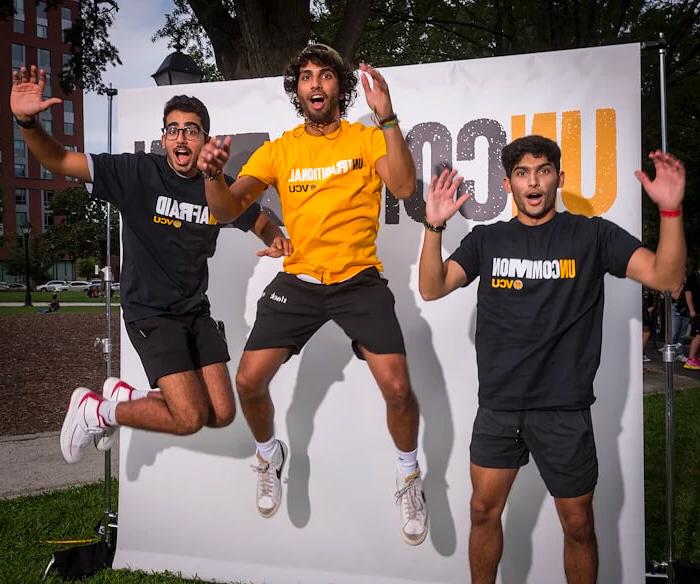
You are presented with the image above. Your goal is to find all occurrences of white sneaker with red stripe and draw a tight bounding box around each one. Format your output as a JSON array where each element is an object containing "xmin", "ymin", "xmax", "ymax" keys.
[
  {"xmin": 95, "ymin": 377, "xmax": 135, "ymax": 452},
  {"xmin": 60, "ymin": 388, "xmax": 108, "ymax": 464}
]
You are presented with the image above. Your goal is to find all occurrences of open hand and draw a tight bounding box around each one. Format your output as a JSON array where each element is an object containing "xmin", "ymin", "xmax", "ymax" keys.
[
  {"xmin": 634, "ymin": 151, "xmax": 685, "ymax": 211},
  {"xmin": 426, "ymin": 168, "xmax": 468, "ymax": 226},
  {"xmin": 359, "ymin": 63, "xmax": 394, "ymax": 119},
  {"xmin": 198, "ymin": 135, "xmax": 231, "ymax": 179},
  {"xmin": 257, "ymin": 237, "xmax": 293, "ymax": 258},
  {"xmin": 11, "ymin": 65, "xmax": 62, "ymax": 120}
]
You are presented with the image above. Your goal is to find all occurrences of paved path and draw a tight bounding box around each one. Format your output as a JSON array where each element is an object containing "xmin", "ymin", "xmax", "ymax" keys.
[{"xmin": 0, "ymin": 431, "xmax": 119, "ymax": 499}]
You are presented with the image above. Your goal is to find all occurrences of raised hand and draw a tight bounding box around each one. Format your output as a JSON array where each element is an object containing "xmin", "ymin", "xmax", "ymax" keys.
[
  {"xmin": 426, "ymin": 168, "xmax": 468, "ymax": 226},
  {"xmin": 11, "ymin": 65, "xmax": 62, "ymax": 120},
  {"xmin": 359, "ymin": 63, "xmax": 394, "ymax": 119},
  {"xmin": 198, "ymin": 135, "xmax": 231, "ymax": 179},
  {"xmin": 634, "ymin": 151, "xmax": 685, "ymax": 211},
  {"xmin": 257, "ymin": 236, "xmax": 293, "ymax": 258}
]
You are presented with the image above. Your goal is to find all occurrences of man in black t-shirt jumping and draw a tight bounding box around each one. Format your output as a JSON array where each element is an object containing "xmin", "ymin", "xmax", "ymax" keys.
[
  {"xmin": 11, "ymin": 65, "xmax": 290, "ymax": 465},
  {"xmin": 419, "ymin": 135, "xmax": 686, "ymax": 583}
]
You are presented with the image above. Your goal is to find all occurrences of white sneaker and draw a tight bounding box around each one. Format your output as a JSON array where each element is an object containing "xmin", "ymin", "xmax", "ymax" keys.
[
  {"xmin": 395, "ymin": 467, "xmax": 429, "ymax": 546},
  {"xmin": 252, "ymin": 440, "xmax": 287, "ymax": 518},
  {"xmin": 60, "ymin": 388, "xmax": 106, "ymax": 464},
  {"xmin": 95, "ymin": 377, "xmax": 135, "ymax": 452}
]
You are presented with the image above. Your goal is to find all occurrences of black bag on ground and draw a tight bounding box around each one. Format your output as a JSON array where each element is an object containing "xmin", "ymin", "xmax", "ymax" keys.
[{"xmin": 46, "ymin": 541, "xmax": 114, "ymax": 580}]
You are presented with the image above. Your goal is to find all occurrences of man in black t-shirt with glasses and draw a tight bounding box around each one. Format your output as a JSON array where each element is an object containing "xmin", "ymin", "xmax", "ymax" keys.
[
  {"xmin": 11, "ymin": 65, "xmax": 290, "ymax": 465},
  {"xmin": 419, "ymin": 135, "xmax": 686, "ymax": 584}
]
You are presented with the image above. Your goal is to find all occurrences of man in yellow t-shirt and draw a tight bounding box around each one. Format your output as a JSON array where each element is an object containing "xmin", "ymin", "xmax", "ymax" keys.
[{"xmin": 198, "ymin": 44, "xmax": 427, "ymax": 545}]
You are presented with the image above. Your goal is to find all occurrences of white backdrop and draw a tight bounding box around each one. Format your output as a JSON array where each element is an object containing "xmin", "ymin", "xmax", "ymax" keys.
[{"xmin": 113, "ymin": 44, "xmax": 643, "ymax": 583}]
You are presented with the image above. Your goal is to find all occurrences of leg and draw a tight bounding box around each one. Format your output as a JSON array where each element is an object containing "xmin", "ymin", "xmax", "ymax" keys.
[
  {"xmin": 469, "ymin": 463, "xmax": 519, "ymax": 584},
  {"xmin": 196, "ymin": 362, "xmax": 236, "ymax": 428},
  {"xmin": 235, "ymin": 348, "xmax": 290, "ymax": 442},
  {"xmin": 555, "ymin": 491, "xmax": 598, "ymax": 584},
  {"xmin": 115, "ymin": 370, "xmax": 209, "ymax": 435},
  {"xmin": 360, "ymin": 348, "xmax": 419, "ymax": 452}
]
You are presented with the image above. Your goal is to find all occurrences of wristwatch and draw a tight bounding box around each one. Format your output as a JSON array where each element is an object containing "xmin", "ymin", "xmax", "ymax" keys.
[{"xmin": 14, "ymin": 115, "xmax": 37, "ymax": 129}]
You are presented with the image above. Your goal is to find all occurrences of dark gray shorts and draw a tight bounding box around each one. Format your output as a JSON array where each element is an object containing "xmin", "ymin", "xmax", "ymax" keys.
[
  {"xmin": 470, "ymin": 407, "xmax": 598, "ymax": 498},
  {"xmin": 245, "ymin": 268, "xmax": 406, "ymax": 360},
  {"xmin": 125, "ymin": 311, "xmax": 230, "ymax": 388}
]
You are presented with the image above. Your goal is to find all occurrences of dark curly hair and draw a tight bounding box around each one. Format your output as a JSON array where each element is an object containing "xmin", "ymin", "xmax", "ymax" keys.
[
  {"xmin": 501, "ymin": 135, "xmax": 561, "ymax": 177},
  {"xmin": 283, "ymin": 44, "xmax": 358, "ymax": 119},
  {"xmin": 162, "ymin": 95, "xmax": 210, "ymax": 134}
]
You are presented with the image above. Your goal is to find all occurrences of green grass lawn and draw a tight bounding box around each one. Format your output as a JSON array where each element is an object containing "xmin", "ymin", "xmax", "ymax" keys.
[
  {"xmin": 644, "ymin": 388, "xmax": 700, "ymax": 563},
  {"xmin": 0, "ymin": 306, "xmax": 119, "ymax": 316},
  {"xmin": 0, "ymin": 390, "xmax": 697, "ymax": 581},
  {"xmin": 0, "ymin": 290, "xmax": 119, "ymax": 303}
]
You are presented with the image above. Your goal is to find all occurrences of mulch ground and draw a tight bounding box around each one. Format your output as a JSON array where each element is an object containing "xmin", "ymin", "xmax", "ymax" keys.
[{"xmin": 0, "ymin": 313, "xmax": 121, "ymax": 436}]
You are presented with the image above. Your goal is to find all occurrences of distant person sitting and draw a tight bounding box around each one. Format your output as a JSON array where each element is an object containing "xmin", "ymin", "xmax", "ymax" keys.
[{"xmin": 48, "ymin": 292, "xmax": 60, "ymax": 312}]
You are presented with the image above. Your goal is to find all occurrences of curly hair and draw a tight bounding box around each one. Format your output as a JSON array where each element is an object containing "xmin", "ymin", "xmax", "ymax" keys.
[
  {"xmin": 162, "ymin": 95, "xmax": 210, "ymax": 134},
  {"xmin": 283, "ymin": 44, "xmax": 358, "ymax": 119},
  {"xmin": 501, "ymin": 135, "xmax": 561, "ymax": 177}
]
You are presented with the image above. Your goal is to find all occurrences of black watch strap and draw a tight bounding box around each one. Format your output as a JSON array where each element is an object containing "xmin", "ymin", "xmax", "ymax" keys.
[{"xmin": 14, "ymin": 116, "xmax": 37, "ymax": 129}]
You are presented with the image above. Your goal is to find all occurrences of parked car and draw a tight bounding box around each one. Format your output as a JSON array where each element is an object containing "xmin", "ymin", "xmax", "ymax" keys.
[
  {"xmin": 85, "ymin": 280, "xmax": 120, "ymax": 297},
  {"xmin": 37, "ymin": 280, "xmax": 69, "ymax": 292},
  {"xmin": 0, "ymin": 282, "xmax": 10, "ymax": 290},
  {"xmin": 67, "ymin": 280, "xmax": 90, "ymax": 292},
  {"xmin": 7, "ymin": 283, "xmax": 26, "ymax": 290}
]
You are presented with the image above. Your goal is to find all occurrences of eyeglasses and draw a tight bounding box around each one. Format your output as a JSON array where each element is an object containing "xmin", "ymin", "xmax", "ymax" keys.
[{"xmin": 162, "ymin": 124, "xmax": 203, "ymax": 140}]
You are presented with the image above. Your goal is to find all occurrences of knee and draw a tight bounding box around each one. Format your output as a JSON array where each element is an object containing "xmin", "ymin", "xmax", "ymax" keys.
[
  {"xmin": 172, "ymin": 407, "xmax": 208, "ymax": 436},
  {"xmin": 235, "ymin": 369, "xmax": 266, "ymax": 401},
  {"xmin": 208, "ymin": 403, "xmax": 236, "ymax": 428},
  {"xmin": 470, "ymin": 494, "xmax": 504, "ymax": 527},
  {"xmin": 380, "ymin": 377, "xmax": 414, "ymax": 408},
  {"xmin": 560, "ymin": 506, "xmax": 595, "ymax": 543}
]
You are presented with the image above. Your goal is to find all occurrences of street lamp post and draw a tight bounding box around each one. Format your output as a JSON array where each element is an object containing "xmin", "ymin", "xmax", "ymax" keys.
[
  {"xmin": 20, "ymin": 222, "xmax": 32, "ymax": 306},
  {"xmin": 151, "ymin": 41, "xmax": 204, "ymax": 86}
]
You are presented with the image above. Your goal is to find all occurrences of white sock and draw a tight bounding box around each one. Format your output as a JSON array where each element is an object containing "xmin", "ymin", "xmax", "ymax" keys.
[
  {"xmin": 397, "ymin": 447, "xmax": 418, "ymax": 478},
  {"xmin": 256, "ymin": 436, "xmax": 278, "ymax": 462},
  {"xmin": 131, "ymin": 389, "xmax": 150, "ymax": 400},
  {"xmin": 97, "ymin": 400, "xmax": 120, "ymax": 427}
]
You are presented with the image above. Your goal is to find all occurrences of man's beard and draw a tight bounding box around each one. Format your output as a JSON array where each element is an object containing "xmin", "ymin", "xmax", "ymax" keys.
[{"xmin": 302, "ymin": 96, "xmax": 339, "ymax": 125}]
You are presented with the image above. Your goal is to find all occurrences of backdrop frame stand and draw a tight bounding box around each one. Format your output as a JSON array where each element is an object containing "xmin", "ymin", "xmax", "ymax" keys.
[
  {"xmin": 641, "ymin": 33, "xmax": 679, "ymax": 584},
  {"xmin": 97, "ymin": 83, "xmax": 119, "ymax": 549}
]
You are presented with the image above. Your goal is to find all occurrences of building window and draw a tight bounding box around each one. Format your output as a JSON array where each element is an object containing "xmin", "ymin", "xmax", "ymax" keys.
[
  {"xmin": 14, "ymin": 139, "xmax": 27, "ymax": 177},
  {"xmin": 15, "ymin": 188, "xmax": 28, "ymax": 205},
  {"xmin": 12, "ymin": 44, "xmax": 25, "ymax": 70},
  {"xmin": 16, "ymin": 211, "xmax": 28, "ymax": 229},
  {"xmin": 13, "ymin": 0, "xmax": 25, "ymax": 33},
  {"xmin": 61, "ymin": 7, "xmax": 72, "ymax": 42},
  {"xmin": 63, "ymin": 100, "xmax": 74, "ymax": 135},
  {"xmin": 39, "ymin": 109, "xmax": 52, "ymax": 135},
  {"xmin": 41, "ymin": 165, "xmax": 53, "ymax": 179},
  {"xmin": 36, "ymin": 1, "xmax": 48, "ymax": 38},
  {"xmin": 42, "ymin": 190, "xmax": 54, "ymax": 231},
  {"xmin": 38, "ymin": 49, "xmax": 52, "ymax": 98}
]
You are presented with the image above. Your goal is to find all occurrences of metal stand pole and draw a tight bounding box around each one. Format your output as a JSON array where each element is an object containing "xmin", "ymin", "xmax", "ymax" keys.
[
  {"xmin": 98, "ymin": 84, "xmax": 119, "ymax": 547},
  {"xmin": 642, "ymin": 33, "xmax": 675, "ymax": 583}
]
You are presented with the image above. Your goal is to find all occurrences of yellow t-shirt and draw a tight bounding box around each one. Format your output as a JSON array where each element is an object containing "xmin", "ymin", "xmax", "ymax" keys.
[{"xmin": 240, "ymin": 120, "xmax": 387, "ymax": 284}]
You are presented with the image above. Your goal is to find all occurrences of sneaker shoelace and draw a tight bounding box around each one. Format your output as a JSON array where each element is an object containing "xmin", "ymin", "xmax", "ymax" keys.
[
  {"xmin": 252, "ymin": 460, "xmax": 275, "ymax": 499},
  {"xmin": 395, "ymin": 477, "xmax": 424, "ymax": 521}
]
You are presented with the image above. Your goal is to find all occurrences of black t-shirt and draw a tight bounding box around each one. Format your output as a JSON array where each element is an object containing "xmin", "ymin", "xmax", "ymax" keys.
[
  {"xmin": 686, "ymin": 271, "xmax": 700, "ymax": 312},
  {"xmin": 449, "ymin": 211, "xmax": 642, "ymax": 410},
  {"xmin": 87, "ymin": 152, "xmax": 260, "ymax": 322}
]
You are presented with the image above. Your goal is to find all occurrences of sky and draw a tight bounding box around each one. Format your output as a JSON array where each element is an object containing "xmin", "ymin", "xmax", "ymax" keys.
[{"xmin": 83, "ymin": 0, "xmax": 176, "ymax": 153}]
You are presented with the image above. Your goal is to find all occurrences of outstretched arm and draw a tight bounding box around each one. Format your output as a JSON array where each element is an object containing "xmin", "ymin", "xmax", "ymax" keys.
[
  {"xmin": 626, "ymin": 151, "xmax": 686, "ymax": 291},
  {"xmin": 197, "ymin": 135, "xmax": 268, "ymax": 223},
  {"xmin": 359, "ymin": 63, "xmax": 416, "ymax": 199},
  {"xmin": 11, "ymin": 65, "xmax": 90, "ymax": 181},
  {"xmin": 419, "ymin": 168, "xmax": 470, "ymax": 300},
  {"xmin": 251, "ymin": 213, "xmax": 293, "ymax": 259}
]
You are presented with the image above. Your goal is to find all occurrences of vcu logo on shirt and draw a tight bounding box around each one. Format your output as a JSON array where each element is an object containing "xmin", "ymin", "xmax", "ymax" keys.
[
  {"xmin": 491, "ymin": 257, "xmax": 577, "ymax": 290},
  {"xmin": 152, "ymin": 195, "xmax": 216, "ymax": 228}
]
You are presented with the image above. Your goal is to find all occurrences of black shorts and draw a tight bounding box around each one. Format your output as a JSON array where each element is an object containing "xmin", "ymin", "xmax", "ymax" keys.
[
  {"xmin": 470, "ymin": 407, "xmax": 598, "ymax": 499},
  {"xmin": 245, "ymin": 268, "xmax": 406, "ymax": 359},
  {"xmin": 125, "ymin": 311, "xmax": 230, "ymax": 388}
]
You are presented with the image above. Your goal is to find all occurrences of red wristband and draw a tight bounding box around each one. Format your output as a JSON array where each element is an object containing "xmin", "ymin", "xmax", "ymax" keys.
[{"xmin": 659, "ymin": 208, "xmax": 682, "ymax": 218}]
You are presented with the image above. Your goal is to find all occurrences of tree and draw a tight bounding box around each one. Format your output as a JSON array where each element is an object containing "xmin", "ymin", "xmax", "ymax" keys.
[{"xmin": 42, "ymin": 187, "xmax": 119, "ymax": 263}]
